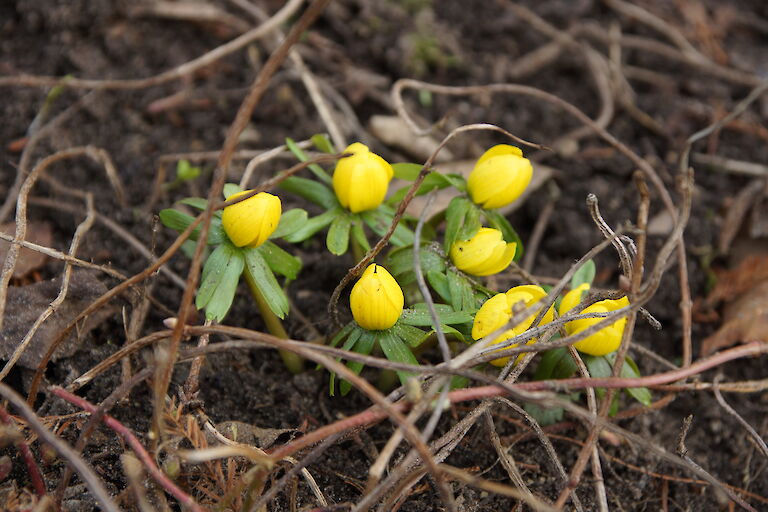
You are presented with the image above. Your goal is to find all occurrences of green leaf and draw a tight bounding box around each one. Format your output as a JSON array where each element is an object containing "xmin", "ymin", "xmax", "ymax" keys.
[
  {"xmin": 329, "ymin": 322, "xmax": 356, "ymax": 348},
  {"xmin": 279, "ymin": 176, "xmax": 339, "ymax": 209},
  {"xmin": 285, "ymin": 207, "xmax": 341, "ymax": 243},
  {"xmin": 311, "ymin": 133, "xmax": 336, "ymax": 154},
  {"xmin": 271, "ymin": 208, "xmax": 308, "ymax": 239},
  {"xmin": 176, "ymin": 160, "xmax": 201, "ymax": 181},
  {"xmin": 400, "ymin": 308, "xmax": 473, "ymax": 326},
  {"xmin": 534, "ymin": 348, "xmax": 577, "ymax": 380},
  {"xmin": 392, "ymin": 323, "xmax": 429, "ymax": 348},
  {"xmin": 258, "ymin": 241, "xmax": 302, "ymax": 280},
  {"xmin": 359, "ymin": 210, "xmax": 414, "ymax": 247},
  {"xmin": 571, "ymin": 259, "xmax": 596, "ymax": 289},
  {"xmin": 419, "ymin": 324, "xmax": 467, "ymax": 344},
  {"xmin": 391, "ymin": 163, "xmax": 423, "ymax": 181},
  {"xmin": 620, "ymin": 355, "xmax": 652, "ymax": 406},
  {"xmin": 444, "ymin": 197, "xmax": 471, "ymax": 252},
  {"xmin": 351, "ymin": 220, "xmax": 371, "ymax": 252},
  {"xmin": 159, "ymin": 209, "xmax": 225, "ymax": 245},
  {"xmin": 457, "ymin": 204, "xmax": 481, "ymax": 242},
  {"xmin": 330, "ymin": 325, "xmax": 363, "ymax": 395},
  {"xmin": 243, "ymin": 248, "xmax": 289, "ymax": 319},
  {"xmin": 582, "ymin": 354, "xmax": 614, "ymax": 379},
  {"xmin": 386, "ymin": 171, "xmax": 458, "ymax": 206},
  {"xmin": 339, "ymin": 330, "xmax": 376, "ymax": 396},
  {"xmin": 196, "ymin": 244, "xmax": 244, "ymax": 322},
  {"xmin": 378, "ymin": 331, "xmax": 419, "ymax": 385},
  {"xmin": 447, "ymin": 269, "xmax": 475, "ymax": 312},
  {"xmin": 223, "ymin": 183, "xmax": 243, "ymax": 199},
  {"xmin": 286, "ymin": 137, "xmax": 332, "ymax": 184},
  {"xmin": 179, "ymin": 197, "xmax": 209, "ymax": 210},
  {"xmin": 426, "ymin": 270, "xmax": 452, "ymax": 303},
  {"xmin": 524, "ymin": 403, "xmax": 565, "ymax": 426},
  {"xmin": 484, "ymin": 209, "xmax": 524, "ymax": 262},
  {"xmin": 386, "ymin": 245, "xmax": 446, "ymax": 277},
  {"xmin": 326, "ymin": 214, "xmax": 352, "ymax": 255}
]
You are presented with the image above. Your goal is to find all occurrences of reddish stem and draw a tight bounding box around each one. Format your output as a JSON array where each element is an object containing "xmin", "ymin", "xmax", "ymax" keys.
[
  {"xmin": 50, "ymin": 387, "xmax": 203, "ymax": 512},
  {"xmin": 0, "ymin": 406, "xmax": 46, "ymax": 498},
  {"xmin": 272, "ymin": 341, "xmax": 767, "ymax": 459}
]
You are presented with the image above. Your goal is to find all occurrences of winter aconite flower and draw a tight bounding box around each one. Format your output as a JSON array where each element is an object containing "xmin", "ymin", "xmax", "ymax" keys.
[
  {"xmin": 467, "ymin": 144, "xmax": 533, "ymax": 209},
  {"xmin": 450, "ymin": 227, "xmax": 516, "ymax": 276},
  {"xmin": 350, "ymin": 264, "xmax": 404, "ymax": 330},
  {"xmin": 333, "ymin": 143, "xmax": 394, "ymax": 213},
  {"xmin": 221, "ymin": 191, "xmax": 281, "ymax": 248},
  {"xmin": 472, "ymin": 285, "xmax": 554, "ymax": 367},
  {"xmin": 559, "ymin": 291, "xmax": 630, "ymax": 356}
]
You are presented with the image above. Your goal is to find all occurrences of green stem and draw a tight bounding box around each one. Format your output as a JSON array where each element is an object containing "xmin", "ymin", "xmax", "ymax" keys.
[
  {"xmin": 351, "ymin": 231, "xmax": 366, "ymax": 263},
  {"xmin": 243, "ymin": 268, "xmax": 304, "ymax": 374}
]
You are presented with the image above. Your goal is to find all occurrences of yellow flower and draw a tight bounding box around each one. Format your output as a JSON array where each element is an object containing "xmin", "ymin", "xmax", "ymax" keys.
[
  {"xmin": 350, "ymin": 264, "xmax": 404, "ymax": 330},
  {"xmin": 467, "ymin": 144, "xmax": 533, "ymax": 209},
  {"xmin": 450, "ymin": 227, "xmax": 516, "ymax": 276},
  {"xmin": 472, "ymin": 285, "xmax": 554, "ymax": 367},
  {"xmin": 560, "ymin": 293, "xmax": 630, "ymax": 356},
  {"xmin": 221, "ymin": 191, "xmax": 281, "ymax": 248},
  {"xmin": 333, "ymin": 142, "xmax": 394, "ymax": 213}
]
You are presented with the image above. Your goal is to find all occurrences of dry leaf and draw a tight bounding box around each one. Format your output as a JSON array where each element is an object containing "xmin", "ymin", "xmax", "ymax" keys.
[
  {"xmin": 0, "ymin": 270, "xmax": 113, "ymax": 368},
  {"xmin": 701, "ymin": 280, "xmax": 768, "ymax": 355},
  {"xmin": 0, "ymin": 222, "xmax": 53, "ymax": 279}
]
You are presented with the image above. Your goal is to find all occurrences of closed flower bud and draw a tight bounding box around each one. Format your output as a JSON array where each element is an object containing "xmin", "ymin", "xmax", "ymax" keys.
[
  {"xmin": 333, "ymin": 143, "xmax": 394, "ymax": 213},
  {"xmin": 222, "ymin": 191, "xmax": 281, "ymax": 248},
  {"xmin": 350, "ymin": 264, "xmax": 404, "ymax": 330},
  {"xmin": 450, "ymin": 227, "xmax": 516, "ymax": 276},
  {"xmin": 467, "ymin": 144, "xmax": 533, "ymax": 209},
  {"xmin": 560, "ymin": 294, "xmax": 630, "ymax": 356},
  {"xmin": 472, "ymin": 285, "xmax": 554, "ymax": 367}
]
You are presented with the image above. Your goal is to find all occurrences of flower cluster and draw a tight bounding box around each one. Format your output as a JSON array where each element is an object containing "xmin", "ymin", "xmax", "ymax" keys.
[{"xmin": 161, "ymin": 135, "xmax": 647, "ymax": 408}]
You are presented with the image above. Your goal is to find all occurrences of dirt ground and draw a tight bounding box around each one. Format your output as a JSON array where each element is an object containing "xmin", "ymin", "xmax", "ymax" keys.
[{"xmin": 1, "ymin": 0, "xmax": 768, "ymax": 510}]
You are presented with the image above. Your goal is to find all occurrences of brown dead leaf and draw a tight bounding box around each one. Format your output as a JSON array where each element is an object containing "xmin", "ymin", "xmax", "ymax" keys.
[
  {"xmin": 704, "ymin": 254, "xmax": 768, "ymax": 308},
  {"xmin": 701, "ymin": 280, "xmax": 768, "ymax": 355},
  {"xmin": 0, "ymin": 221, "xmax": 53, "ymax": 279},
  {"xmin": 0, "ymin": 270, "xmax": 114, "ymax": 368}
]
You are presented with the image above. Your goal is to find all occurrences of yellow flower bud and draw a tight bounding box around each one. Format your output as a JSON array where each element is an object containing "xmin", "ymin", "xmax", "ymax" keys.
[
  {"xmin": 450, "ymin": 227, "xmax": 516, "ymax": 276},
  {"xmin": 467, "ymin": 144, "xmax": 533, "ymax": 209},
  {"xmin": 333, "ymin": 143, "xmax": 394, "ymax": 213},
  {"xmin": 221, "ymin": 191, "xmax": 281, "ymax": 248},
  {"xmin": 471, "ymin": 285, "xmax": 554, "ymax": 367},
  {"xmin": 350, "ymin": 264, "xmax": 404, "ymax": 330},
  {"xmin": 561, "ymin": 295, "xmax": 630, "ymax": 356}
]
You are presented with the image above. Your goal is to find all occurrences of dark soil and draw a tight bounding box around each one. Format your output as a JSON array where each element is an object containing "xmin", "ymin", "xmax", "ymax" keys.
[{"xmin": 1, "ymin": 0, "xmax": 767, "ymax": 510}]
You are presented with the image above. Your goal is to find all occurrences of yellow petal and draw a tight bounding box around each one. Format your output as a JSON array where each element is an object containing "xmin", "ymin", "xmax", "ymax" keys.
[
  {"xmin": 558, "ymin": 283, "xmax": 591, "ymax": 317},
  {"xmin": 476, "ymin": 144, "xmax": 524, "ymax": 165},
  {"xmin": 568, "ymin": 296, "xmax": 630, "ymax": 356},
  {"xmin": 471, "ymin": 293, "xmax": 511, "ymax": 339},
  {"xmin": 222, "ymin": 191, "xmax": 282, "ymax": 248},
  {"xmin": 333, "ymin": 143, "xmax": 393, "ymax": 213},
  {"xmin": 467, "ymin": 151, "xmax": 533, "ymax": 209},
  {"xmin": 350, "ymin": 264, "xmax": 404, "ymax": 330}
]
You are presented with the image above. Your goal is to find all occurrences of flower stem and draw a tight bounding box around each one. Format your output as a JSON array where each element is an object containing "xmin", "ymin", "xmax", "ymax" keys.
[
  {"xmin": 243, "ymin": 267, "xmax": 304, "ymax": 374},
  {"xmin": 351, "ymin": 231, "xmax": 366, "ymax": 263}
]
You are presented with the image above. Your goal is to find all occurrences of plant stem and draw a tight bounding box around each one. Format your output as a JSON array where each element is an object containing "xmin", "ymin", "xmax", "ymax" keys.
[
  {"xmin": 351, "ymin": 230, "xmax": 366, "ymax": 263},
  {"xmin": 243, "ymin": 267, "xmax": 304, "ymax": 373}
]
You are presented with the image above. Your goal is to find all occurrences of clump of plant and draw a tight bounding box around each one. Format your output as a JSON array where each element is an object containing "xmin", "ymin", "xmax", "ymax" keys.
[
  {"xmin": 159, "ymin": 184, "xmax": 307, "ymax": 372},
  {"xmin": 158, "ymin": 137, "xmax": 650, "ymax": 417}
]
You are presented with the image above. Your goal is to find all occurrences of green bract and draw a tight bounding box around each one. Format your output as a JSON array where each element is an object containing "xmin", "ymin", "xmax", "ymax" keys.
[
  {"xmin": 159, "ymin": 184, "xmax": 306, "ymax": 322},
  {"xmin": 279, "ymin": 136, "xmax": 415, "ymax": 257}
]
